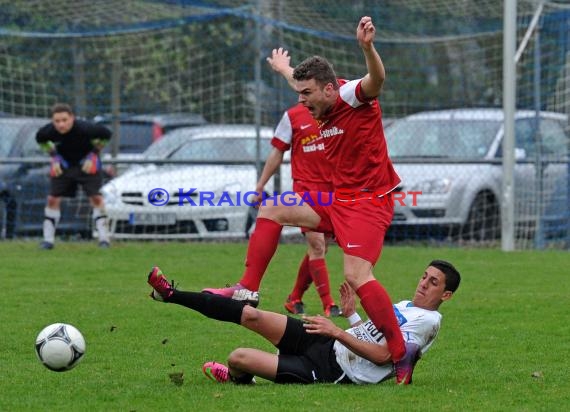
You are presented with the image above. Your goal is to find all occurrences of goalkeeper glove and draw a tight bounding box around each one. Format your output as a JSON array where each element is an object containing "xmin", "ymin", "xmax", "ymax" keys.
[
  {"xmin": 81, "ymin": 152, "xmax": 101, "ymax": 174},
  {"xmin": 50, "ymin": 155, "xmax": 68, "ymax": 177}
]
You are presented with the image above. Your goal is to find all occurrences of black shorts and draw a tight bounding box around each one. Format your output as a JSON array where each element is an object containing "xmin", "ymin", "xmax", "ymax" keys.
[
  {"xmin": 275, "ymin": 317, "xmax": 352, "ymax": 384},
  {"xmin": 50, "ymin": 165, "xmax": 103, "ymax": 198}
]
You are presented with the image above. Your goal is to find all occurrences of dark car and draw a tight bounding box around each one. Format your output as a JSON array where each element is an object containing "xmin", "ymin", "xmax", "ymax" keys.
[
  {"xmin": 95, "ymin": 112, "xmax": 208, "ymax": 155},
  {"xmin": 0, "ymin": 117, "xmax": 94, "ymax": 239}
]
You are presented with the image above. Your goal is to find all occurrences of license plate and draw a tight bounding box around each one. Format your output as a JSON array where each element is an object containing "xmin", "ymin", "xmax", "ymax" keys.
[{"xmin": 129, "ymin": 213, "xmax": 176, "ymax": 225}]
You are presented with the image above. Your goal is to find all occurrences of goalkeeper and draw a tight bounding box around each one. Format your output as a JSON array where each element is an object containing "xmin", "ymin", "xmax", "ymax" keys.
[{"xmin": 35, "ymin": 103, "xmax": 112, "ymax": 249}]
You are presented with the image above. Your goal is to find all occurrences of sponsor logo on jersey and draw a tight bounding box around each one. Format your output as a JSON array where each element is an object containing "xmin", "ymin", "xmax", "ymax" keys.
[
  {"xmin": 302, "ymin": 142, "xmax": 325, "ymax": 153},
  {"xmin": 321, "ymin": 126, "xmax": 344, "ymax": 139}
]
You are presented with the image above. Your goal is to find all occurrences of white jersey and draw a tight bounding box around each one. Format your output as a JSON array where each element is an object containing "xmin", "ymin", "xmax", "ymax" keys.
[{"xmin": 333, "ymin": 301, "xmax": 442, "ymax": 384}]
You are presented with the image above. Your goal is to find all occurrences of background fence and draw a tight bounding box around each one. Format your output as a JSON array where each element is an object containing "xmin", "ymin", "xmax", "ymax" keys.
[{"xmin": 0, "ymin": 0, "xmax": 568, "ymax": 249}]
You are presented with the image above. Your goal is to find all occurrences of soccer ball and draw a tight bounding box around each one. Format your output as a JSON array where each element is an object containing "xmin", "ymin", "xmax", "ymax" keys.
[{"xmin": 35, "ymin": 323, "xmax": 86, "ymax": 372}]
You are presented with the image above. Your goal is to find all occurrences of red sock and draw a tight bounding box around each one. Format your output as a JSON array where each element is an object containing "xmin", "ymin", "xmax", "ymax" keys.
[
  {"xmin": 289, "ymin": 254, "xmax": 312, "ymax": 301},
  {"xmin": 356, "ymin": 280, "xmax": 406, "ymax": 362},
  {"xmin": 309, "ymin": 258, "xmax": 334, "ymax": 308},
  {"xmin": 239, "ymin": 218, "xmax": 282, "ymax": 291}
]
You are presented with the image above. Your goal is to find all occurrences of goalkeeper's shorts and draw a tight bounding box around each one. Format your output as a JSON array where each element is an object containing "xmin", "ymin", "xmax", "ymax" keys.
[{"xmin": 50, "ymin": 165, "xmax": 103, "ymax": 197}]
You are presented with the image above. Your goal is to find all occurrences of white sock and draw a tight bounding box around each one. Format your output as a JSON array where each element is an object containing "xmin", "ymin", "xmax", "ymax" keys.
[
  {"xmin": 43, "ymin": 207, "xmax": 60, "ymax": 244},
  {"xmin": 93, "ymin": 207, "xmax": 110, "ymax": 243}
]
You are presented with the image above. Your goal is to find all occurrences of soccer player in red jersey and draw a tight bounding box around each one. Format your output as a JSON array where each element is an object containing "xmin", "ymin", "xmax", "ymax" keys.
[
  {"xmin": 202, "ymin": 17, "xmax": 416, "ymax": 383},
  {"xmin": 254, "ymin": 102, "xmax": 340, "ymax": 317}
]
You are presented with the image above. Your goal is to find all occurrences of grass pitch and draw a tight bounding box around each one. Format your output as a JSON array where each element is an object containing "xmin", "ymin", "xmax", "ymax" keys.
[{"xmin": 1, "ymin": 241, "xmax": 569, "ymax": 411}]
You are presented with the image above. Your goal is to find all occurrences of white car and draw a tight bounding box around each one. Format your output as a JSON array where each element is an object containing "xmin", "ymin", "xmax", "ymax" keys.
[
  {"xmin": 102, "ymin": 124, "xmax": 293, "ymax": 239},
  {"xmin": 385, "ymin": 109, "xmax": 569, "ymax": 241}
]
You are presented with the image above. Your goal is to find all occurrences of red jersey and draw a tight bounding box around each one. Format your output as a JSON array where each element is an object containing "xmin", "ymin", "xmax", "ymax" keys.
[
  {"xmin": 320, "ymin": 79, "xmax": 400, "ymax": 195},
  {"xmin": 271, "ymin": 103, "xmax": 333, "ymax": 184}
]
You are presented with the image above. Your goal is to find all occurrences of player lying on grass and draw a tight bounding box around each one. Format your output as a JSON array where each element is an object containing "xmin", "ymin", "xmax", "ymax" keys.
[{"xmin": 147, "ymin": 260, "xmax": 460, "ymax": 385}]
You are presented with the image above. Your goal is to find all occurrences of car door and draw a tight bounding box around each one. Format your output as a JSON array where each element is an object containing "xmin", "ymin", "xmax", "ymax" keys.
[
  {"xmin": 536, "ymin": 118, "xmax": 569, "ymax": 239},
  {"xmin": 512, "ymin": 118, "xmax": 540, "ymax": 225}
]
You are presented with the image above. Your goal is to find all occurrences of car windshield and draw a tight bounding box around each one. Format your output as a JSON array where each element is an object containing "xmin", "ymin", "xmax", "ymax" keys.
[
  {"xmin": 143, "ymin": 128, "xmax": 188, "ymax": 159},
  {"xmin": 169, "ymin": 137, "xmax": 272, "ymax": 162},
  {"xmin": 0, "ymin": 122, "xmax": 24, "ymax": 156},
  {"xmin": 386, "ymin": 119, "xmax": 501, "ymax": 159},
  {"xmin": 100, "ymin": 122, "xmax": 153, "ymax": 154}
]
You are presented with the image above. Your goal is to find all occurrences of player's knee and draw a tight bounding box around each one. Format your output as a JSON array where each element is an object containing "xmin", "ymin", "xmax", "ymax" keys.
[
  {"xmin": 228, "ymin": 348, "xmax": 248, "ymax": 369},
  {"xmin": 47, "ymin": 196, "xmax": 60, "ymax": 209},
  {"xmin": 344, "ymin": 270, "xmax": 367, "ymax": 289},
  {"xmin": 307, "ymin": 239, "xmax": 326, "ymax": 257},
  {"xmin": 240, "ymin": 305, "xmax": 261, "ymax": 324},
  {"xmin": 257, "ymin": 203, "xmax": 281, "ymax": 220}
]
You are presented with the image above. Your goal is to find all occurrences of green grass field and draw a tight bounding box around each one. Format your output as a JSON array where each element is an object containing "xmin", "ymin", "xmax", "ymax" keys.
[{"xmin": 1, "ymin": 241, "xmax": 569, "ymax": 411}]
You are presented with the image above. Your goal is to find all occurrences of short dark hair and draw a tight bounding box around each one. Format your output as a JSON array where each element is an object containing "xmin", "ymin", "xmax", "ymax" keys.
[
  {"xmin": 429, "ymin": 260, "xmax": 461, "ymax": 292},
  {"xmin": 50, "ymin": 103, "xmax": 74, "ymax": 117},
  {"xmin": 293, "ymin": 55, "xmax": 338, "ymax": 89}
]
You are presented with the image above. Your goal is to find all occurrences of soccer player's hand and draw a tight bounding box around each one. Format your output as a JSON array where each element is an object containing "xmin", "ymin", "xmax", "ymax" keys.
[
  {"xmin": 339, "ymin": 282, "xmax": 357, "ymax": 317},
  {"xmin": 266, "ymin": 48, "xmax": 292, "ymax": 74},
  {"xmin": 266, "ymin": 47, "xmax": 295, "ymax": 88},
  {"xmin": 49, "ymin": 155, "xmax": 68, "ymax": 177},
  {"xmin": 302, "ymin": 315, "xmax": 342, "ymax": 338},
  {"xmin": 356, "ymin": 16, "xmax": 376, "ymax": 49},
  {"xmin": 251, "ymin": 189, "xmax": 268, "ymax": 209},
  {"xmin": 81, "ymin": 152, "xmax": 101, "ymax": 174}
]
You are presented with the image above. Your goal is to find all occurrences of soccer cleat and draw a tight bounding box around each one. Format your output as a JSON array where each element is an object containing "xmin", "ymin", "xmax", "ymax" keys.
[
  {"xmin": 202, "ymin": 361, "xmax": 230, "ymax": 383},
  {"xmin": 39, "ymin": 241, "xmax": 54, "ymax": 250},
  {"xmin": 324, "ymin": 304, "xmax": 342, "ymax": 318},
  {"xmin": 394, "ymin": 342, "xmax": 422, "ymax": 385},
  {"xmin": 202, "ymin": 284, "xmax": 259, "ymax": 307},
  {"xmin": 147, "ymin": 266, "xmax": 175, "ymax": 301},
  {"xmin": 284, "ymin": 296, "xmax": 305, "ymax": 315},
  {"xmin": 98, "ymin": 241, "xmax": 110, "ymax": 249}
]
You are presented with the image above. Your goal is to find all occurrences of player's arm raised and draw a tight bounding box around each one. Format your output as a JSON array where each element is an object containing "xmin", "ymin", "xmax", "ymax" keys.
[
  {"xmin": 357, "ymin": 16, "xmax": 385, "ymax": 99},
  {"xmin": 267, "ymin": 47, "xmax": 295, "ymax": 89}
]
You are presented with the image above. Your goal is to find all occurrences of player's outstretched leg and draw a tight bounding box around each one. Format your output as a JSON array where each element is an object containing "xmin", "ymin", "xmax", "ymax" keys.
[{"xmin": 147, "ymin": 266, "xmax": 246, "ymax": 325}]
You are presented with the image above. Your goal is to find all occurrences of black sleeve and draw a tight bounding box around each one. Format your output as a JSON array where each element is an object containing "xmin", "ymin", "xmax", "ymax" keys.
[
  {"xmin": 90, "ymin": 122, "xmax": 112, "ymax": 143},
  {"xmin": 35, "ymin": 123, "xmax": 54, "ymax": 144}
]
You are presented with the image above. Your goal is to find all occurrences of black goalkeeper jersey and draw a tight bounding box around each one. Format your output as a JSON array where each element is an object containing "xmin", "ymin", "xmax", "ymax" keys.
[{"xmin": 36, "ymin": 119, "xmax": 112, "ymax": 166}]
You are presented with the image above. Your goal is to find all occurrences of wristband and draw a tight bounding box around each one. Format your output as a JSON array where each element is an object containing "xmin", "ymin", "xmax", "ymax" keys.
[{"xmin": 347, "ymin": 313, "xmax": 362, "ymax": 325}]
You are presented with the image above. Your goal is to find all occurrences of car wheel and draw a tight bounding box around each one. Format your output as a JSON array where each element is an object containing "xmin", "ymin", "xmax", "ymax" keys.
[
  {"xmin": 462, "ymin": 192, "xmax": 500, "ymax": 241},
  {"xmin": 1, "ymin": 197, "xmax": 18, "ymax": 239}
]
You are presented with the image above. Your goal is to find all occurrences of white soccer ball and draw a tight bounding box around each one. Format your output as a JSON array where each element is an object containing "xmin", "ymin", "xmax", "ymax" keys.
[{"xmin": 35, "ymin": 323, "xmax": 86, "ymax": 372}]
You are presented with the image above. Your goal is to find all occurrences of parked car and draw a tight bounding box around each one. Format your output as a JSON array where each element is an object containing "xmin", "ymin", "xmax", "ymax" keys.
[
  {"xmin": 94, "ymin": 112, "xmax": 207, "ymax": 174},
  {"xmin": 0, "ymin": 117, "xmax": 94, "ymax": 238},
  {"xmin": 385, "ymin": 108, "xmax": 569, "ymax": 241},
  {"xmin": 101, "ymin": 124, "xmax": 293, "ymax": 239}
]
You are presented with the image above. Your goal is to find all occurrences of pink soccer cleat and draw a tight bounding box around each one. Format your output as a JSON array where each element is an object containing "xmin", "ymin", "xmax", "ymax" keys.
[
  {"xmin": 202, "ymin": 283, "xmax": 259, "ymax": 307},
  {"xmin": 147, "ymin": 266, "xmax": 175, "ymax": 301},
  {"xmin": 202, "ymin": 361, "xmax": 230, "ymax": 383}
]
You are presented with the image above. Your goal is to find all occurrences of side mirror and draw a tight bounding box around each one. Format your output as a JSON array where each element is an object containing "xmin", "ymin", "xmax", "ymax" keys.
[{"xmin": 514, "ymin": 147, "xmax": 526, "ymax": 160}]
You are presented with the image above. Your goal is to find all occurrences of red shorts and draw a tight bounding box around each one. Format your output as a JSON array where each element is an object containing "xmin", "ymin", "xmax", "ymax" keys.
[
  {"xmin": 293, "ymin": 181, "xmax": 333, "ymax": 234},
  {"xmin": 302, "ymin": 191, "xmax": 394, "ymax": 265}
]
